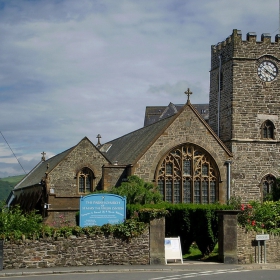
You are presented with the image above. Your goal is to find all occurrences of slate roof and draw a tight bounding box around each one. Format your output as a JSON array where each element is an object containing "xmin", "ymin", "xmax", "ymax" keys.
[
  {"xmin": 101, "ymin": 115, "xmax": 174, "ymax": 165},
  {"xmin": 144, "ymin": 103, "xmax": 209, "ymax": 126},
  {"xmin": 14, "ymin": 147, "xmax": 74, "ymax": 190},
  {"xmin": 102, "ymin": 102, "xmax": 231, "ymax": 165},
  {"xmin": 12, "ymin": 102, "xmax": 222, "ymax": 192}
]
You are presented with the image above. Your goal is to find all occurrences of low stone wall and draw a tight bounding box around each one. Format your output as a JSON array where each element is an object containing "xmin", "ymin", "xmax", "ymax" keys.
[
  {"xmin": 3, "ymin": 231, "xmax": 150, "ymax": 269},
  {"xmin": 237, "ymin": 226, "xmax": 280, "ymax": 264}
]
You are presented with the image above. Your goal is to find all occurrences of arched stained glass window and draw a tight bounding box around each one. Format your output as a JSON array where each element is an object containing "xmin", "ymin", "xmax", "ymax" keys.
[
  {"xmin": 156, "ymin": 143, "xmax": 219, "ymax": 204},
  {"xmin": 78, "ymin": 167, "xmax": 94, "ymax": 193}
]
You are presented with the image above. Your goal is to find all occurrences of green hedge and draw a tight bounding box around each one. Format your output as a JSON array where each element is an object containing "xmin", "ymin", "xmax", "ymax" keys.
[
  {"xmin": 127, "ymin": 203, "xmax": 233, "ymax": 256},
  {"xmin": 0, "ymin": 205, "xmax": 147, "ymax": 241},
  {"xmin": 1, "ymin": 202, "xmax": 234, "ymax": 253}
]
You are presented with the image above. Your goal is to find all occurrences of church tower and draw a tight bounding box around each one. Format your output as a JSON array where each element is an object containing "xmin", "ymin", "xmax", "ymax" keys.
[{"xmin": 209, "ymin": 29, "xmax": 280, "ymax": 201}]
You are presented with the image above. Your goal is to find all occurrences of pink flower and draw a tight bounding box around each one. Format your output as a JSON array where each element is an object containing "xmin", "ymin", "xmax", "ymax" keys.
[{"xmin": 251, "ymin": 220, "xmax": 256, "ymax": 226}]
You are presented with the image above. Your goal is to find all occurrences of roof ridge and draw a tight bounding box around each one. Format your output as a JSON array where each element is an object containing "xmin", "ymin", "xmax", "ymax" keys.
[{"xmin": 104, "ymin": 114, "xmax": 174, "ymax": 145}]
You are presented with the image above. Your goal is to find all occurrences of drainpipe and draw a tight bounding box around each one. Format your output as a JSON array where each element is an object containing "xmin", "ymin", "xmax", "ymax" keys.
[
  {"xmin": 218, "ymin": 55, "xmax": 222, "ymax": 138},
  {"xmin": 225, "ymin": 160, "xmax": 232, "ymax": 201}
]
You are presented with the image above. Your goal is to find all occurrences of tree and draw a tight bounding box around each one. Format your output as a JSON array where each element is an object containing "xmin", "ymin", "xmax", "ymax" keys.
[{"xmin": 110, "ymin": 175, "xmax": 163, "ymax": 205}]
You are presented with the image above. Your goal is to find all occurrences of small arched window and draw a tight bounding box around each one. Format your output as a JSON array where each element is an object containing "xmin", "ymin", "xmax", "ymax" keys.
[
  {"xmin": 260, "ymin": 174, "xmax": 275, "ymax": 201},
  {"xmin": 78, "ymin": 167, "xmax": 94, "ymax": 193},
  {"xmin": 261, "ymin": 120, "xmax": 275, "ymax": 139}
]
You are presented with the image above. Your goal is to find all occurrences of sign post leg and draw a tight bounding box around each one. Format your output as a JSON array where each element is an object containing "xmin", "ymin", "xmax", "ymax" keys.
[
  {"xmin": 0, "ymin": 240, "xmax": 3, "ymax": 270},
  {"xmin": 258, "ymin": 240, "xmax": 260, "ymax": 263},
  {"xmin": 264, "ymin": 241, "xmax": 266, "ymax": 263}
]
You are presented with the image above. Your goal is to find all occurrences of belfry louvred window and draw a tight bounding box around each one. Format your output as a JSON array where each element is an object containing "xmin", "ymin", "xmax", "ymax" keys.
[
  {"xmin": 156, "ymin": 143, "xmax": 219, "ymax": 204},
  {"xmin": 78, "ymin": 167, "xmax": 94, "ymax": 193}
]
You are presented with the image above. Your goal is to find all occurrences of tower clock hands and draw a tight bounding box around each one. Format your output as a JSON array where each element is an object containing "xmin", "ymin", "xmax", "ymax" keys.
[{"xmin": 263, "ymin": 67, "xmax": 276, "ymax": 77}]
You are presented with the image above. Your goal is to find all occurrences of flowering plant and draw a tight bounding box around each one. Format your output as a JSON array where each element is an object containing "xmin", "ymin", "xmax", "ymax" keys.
[{"xmin": 238, "ymin": 200, "xmax": 280, "ymax": 233}]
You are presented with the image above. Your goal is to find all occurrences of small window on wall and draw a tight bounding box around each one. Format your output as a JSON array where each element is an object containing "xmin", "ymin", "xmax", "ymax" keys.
[
  {"xmin": 217, "ymin": 72, "xmax": 223, "ymax": 91},
  {"xmin": 78, "ymin": 167, "xmax": 94, "ymax": 193},
  {"xmin": 261, "ymin": 120, "xmax": 275, "ymax": 139},
  {"xmin": 260, "ymin": 174, "xmax": 276, "ymax": 201}
]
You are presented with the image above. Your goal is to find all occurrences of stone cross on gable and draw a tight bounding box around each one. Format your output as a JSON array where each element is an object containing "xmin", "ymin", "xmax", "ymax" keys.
[
  {"xmin": 96, "ymin": 134, "xmax": 102, "ymax": 147},
  {"xmin": 41, "ymin": 151, "xmax": 46, "ymax": 162},
  {"xmin": 184, "ymin": 88, "xmax": 192, "ymax": 104}
]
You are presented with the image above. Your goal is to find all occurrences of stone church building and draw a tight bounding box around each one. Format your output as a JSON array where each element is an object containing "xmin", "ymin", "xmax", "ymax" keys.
[{"xmin": 9, "ymin": 29, "xmax": 280, "ymax": 225}]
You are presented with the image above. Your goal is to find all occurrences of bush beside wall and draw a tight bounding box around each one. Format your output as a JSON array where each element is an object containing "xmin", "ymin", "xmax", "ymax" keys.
[{"xmin": 3, "ymin": 230, "xmax": 149, "ymax": 269}]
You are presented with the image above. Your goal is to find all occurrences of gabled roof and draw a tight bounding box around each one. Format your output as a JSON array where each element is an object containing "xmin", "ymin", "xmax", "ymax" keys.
[
  {"xmin": 144, "ymin": 103, "xmax": 209, "ymax": 126},
  {"xmin": 101, "ymin": 115, "xmax": 174, "ymax": 165},
  {"xmin": 14, "ymin": 147, "xmax": 75, "ymax": 190},
  {"xmin": 102, "ymin": 101, "xmax": 232, "ymax": 165},
  {"xmin": 13, "ymin": 137, "xmax": 110, "ymax": 191}
]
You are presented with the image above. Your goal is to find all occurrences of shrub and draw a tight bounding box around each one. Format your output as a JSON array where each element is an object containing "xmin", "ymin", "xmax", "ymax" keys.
[
  {"xmin": 0, "ymin": 202, "xmax": 147, "ymax": 241},
  {"xmin": 110, "ymin": 175, "xmax": 163, "ymax": 204},
  {"xmin": 0, "ymin": 205, "xmax": 42, "ymax": 240},
  {"xmin": 238, "ymin": 200, "xmax": 280, "ymax": 234}
]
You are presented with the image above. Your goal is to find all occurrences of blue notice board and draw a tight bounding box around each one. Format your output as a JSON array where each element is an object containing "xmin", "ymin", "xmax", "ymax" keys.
[{"xmin": 79, "ymin": 194, "xmax": 126, "ymax": 227}]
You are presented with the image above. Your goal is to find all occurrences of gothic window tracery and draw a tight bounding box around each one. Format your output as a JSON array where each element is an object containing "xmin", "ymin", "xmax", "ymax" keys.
[
  {"xmin": 156, "ymin": 143, "xmax": 219, "ymax": 204},
  {"xmin": 261, "ymin": 120, "xmax": 275, "ymax": 139},
  {"xmin": 260, "ymin": 174, "xmax": 275, "ymax": 200},
  {"xmin": 78, "ymin": 167, "xmax": 94, "ymax": 193}
]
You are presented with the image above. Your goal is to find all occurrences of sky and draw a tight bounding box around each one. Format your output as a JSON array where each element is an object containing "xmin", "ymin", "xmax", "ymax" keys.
[{"xmin": 0, "ymin": 0, "xmax": 279, "ymax": 178}]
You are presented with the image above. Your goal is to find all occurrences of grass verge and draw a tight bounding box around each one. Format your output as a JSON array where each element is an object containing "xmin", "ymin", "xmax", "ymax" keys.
[{"xmin": 183, "ymin": 243, "xmax": 219, "ymax": 262}]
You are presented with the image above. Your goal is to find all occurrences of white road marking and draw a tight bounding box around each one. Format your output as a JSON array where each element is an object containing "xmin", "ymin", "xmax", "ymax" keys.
[{"xmin": 149, "ymin": 269, "xmax": 250, "ymax": 280}]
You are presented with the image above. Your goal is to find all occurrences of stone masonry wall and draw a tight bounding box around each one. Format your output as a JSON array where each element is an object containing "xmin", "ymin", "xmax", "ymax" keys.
[
  {"xmin": 102, "ymin": 165, "xmax": 128, "ymax": 191},
  {"xmin": 3, "ymin": 230, "xmax": 149, "ymax": 269},
  {"xmin": 50, "ymin": 138, "xmax": 109, "ymax": 197},
  {"xmin": 237, "ymin": 226, "xmax": 280, "ymax": 264},
  {"xmin": 231, "ymin": 142, "xmax": 280, "ymax": 202}
]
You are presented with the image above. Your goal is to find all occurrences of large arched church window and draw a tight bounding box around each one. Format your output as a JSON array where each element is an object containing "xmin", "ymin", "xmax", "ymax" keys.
[
  {"xmin": 156, "ymin": 143, "xmax": 219, "ymax": 204},
  {"xmin": 78, "ymin": 167, "xmax": 94, "ymax": 193},
  {"xmin": 260, "ymin": 174, "xmax": 275, "ymax": 201},
  {"xmin": 261, "ymin": 120, "xmax": 275, "ymax": 139}
]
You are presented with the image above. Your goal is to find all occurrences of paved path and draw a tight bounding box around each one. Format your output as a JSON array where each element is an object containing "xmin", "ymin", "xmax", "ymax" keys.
[{"xmin": 0, "ymin": 261, "xmax": 280, "ymax": 277}]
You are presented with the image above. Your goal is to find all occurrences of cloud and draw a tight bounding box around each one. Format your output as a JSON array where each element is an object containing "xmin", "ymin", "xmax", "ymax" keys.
[{"xmin": 0, "ymin": 0, "xmax": 278, "ymax": 177}]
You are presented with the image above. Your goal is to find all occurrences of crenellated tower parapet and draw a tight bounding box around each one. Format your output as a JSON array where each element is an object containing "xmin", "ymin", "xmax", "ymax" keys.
[{"xmin": 211, "ymin": 29, "xmax": 280, "ymax": 70}]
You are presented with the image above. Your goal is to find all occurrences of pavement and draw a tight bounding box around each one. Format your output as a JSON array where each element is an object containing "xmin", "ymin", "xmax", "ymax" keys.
[{"xmin": 0, "ymin": 261, "xmax": 280, "ymax": 277}]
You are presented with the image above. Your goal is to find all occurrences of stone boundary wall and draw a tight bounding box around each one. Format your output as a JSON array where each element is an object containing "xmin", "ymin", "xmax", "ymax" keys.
[
  {"xmin": 3, "ymin": 230, "xmax": 149, "ymax": 269},
  {"xmin": 237, "ymin": 226, "xmax": 280, "ymax": 264}
]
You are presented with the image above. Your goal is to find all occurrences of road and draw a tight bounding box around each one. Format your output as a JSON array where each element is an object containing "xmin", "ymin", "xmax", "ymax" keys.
[{"xmin": 0, "ymin": 269, "xmax": 280, "ymax": 280}]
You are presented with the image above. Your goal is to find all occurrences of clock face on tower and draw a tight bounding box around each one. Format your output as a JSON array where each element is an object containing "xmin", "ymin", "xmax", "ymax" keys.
[{"xmin": 257, "ymin": 61, "xmax": 278, "ymax": 82}]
